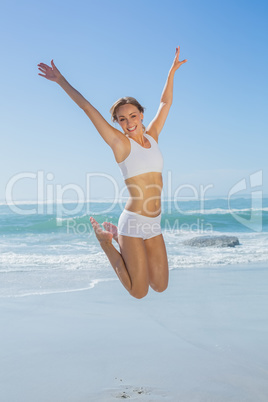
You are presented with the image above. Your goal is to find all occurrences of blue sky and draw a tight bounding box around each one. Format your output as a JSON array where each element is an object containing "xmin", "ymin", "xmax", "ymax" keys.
[{"xmin": 1, "ymin": 0, "xmax": 267, "ymax": 202}]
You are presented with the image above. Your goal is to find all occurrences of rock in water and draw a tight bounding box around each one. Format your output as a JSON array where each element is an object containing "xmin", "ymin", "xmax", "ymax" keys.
[{"xmin": 183, "ymin": 235, "xmax": 240, "ymax": 248}]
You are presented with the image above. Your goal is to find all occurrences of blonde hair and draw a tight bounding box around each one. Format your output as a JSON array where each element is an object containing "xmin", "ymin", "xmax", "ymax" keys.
[{"xmin": 109, "ymin": 96, "xmax": 145, "ymax": 123}]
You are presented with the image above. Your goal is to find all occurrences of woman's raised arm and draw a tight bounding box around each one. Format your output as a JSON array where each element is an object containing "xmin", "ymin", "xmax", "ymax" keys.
[
  {"xmin": 37, "ymin": 60, "xmax": 123, "ymax": 148},
  {"xmin": 146, "ymin": 46, "xmax": 187, "ymax": 139}
]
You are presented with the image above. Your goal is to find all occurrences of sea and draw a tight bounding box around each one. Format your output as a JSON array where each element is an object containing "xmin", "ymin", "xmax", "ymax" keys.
[{"xmin": 1, "ymin": 197, "xmax": 268, "ymax": 298}]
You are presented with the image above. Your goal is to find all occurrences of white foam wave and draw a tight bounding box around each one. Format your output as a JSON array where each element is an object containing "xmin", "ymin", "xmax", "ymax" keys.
[
  {"xmin": 0, "ymin": 251, "xmax": 107, "ymax": 270},
  {"xmin": 180, "ymin": 207, "xmax": 268, "ymax": 215},
  {"xmin": 0, "ymin": 278, "xmax": 116, "ymax": 298},
  {"xmin": 164, "ymin": 231, "xmax": 268, "ymax": 269},
  {"xmin": 1, "ymin": 228, "xmax": 268, "ymax": 298},
  {"xmin": 56, "ymin": 213, "xmax": 91, "ymax": 223}
]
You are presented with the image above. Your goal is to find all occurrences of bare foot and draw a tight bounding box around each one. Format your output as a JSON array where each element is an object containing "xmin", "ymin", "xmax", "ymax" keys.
[
  {"xmin": 102, "ymin": 221, "xmax": 119, "ymax": 243},
  {"xmin": 89, "ymin": 217, "xmax": 113, "ymax": 243}
]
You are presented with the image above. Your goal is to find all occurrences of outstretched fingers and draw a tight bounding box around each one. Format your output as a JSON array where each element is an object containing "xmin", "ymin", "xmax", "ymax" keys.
[
  {"xmin": 173, "ymin": 45, "xmax": 188, "ymax": 69},
  {"xmin": 38, "ymin": 63, "xmax": 49, "ymax": 70},
  {"xmin": 37, "ymin": 60, "xmax": 61, "ymax": 82},
  {"xmin": 37, "ymin": 62, "xmax": 51, "ymax": 78},
  {"xmin": 38, "ymin": 69, "xmax": 47, "ymax": 78},
  {"xmin": 38, "ymin": 66, "xmax": 47, "ymax": 74},
  {"xmin": 176, "ymin": 46, "xmax": 187, "ymax": 62}
]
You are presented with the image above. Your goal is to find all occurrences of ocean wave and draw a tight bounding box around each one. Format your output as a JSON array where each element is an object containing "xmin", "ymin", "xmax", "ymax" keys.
[
  {"xmin": 1, "ymin": 229, "xmax": 268, "ymax": 298},
  {"xmin": 0, "ymin": 251, "xmax": 107, "ymax": 270},
  {"xmin": 1, "ymin": 197, "xmax": 268, "ymax": 236},
  {"xmin": 1, "ymin": 210, "xmax": 268, "ymax": 235},
  {"xmin": 1, "ymin": 198, "xmax": 128, "ymax": 206}
]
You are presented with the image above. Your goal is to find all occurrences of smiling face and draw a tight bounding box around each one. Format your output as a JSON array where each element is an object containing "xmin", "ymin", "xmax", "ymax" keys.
[{"xmin": 116, "ymin": 104, "xmax": 144, "ymax": 135}]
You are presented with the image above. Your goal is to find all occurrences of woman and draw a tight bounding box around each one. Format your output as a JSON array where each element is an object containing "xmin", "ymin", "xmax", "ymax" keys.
[{"xmin": 38, "ymin": 47, "xmax": 187, "ymax": 299}]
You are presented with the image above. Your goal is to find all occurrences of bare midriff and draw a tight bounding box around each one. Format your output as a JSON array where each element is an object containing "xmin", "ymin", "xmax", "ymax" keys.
[{"xmin": 124, "ymin": 172, "xmax": 163, "ymax": 217}]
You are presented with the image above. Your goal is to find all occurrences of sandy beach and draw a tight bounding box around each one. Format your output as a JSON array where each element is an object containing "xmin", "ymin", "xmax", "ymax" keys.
[{"xmin": 1, "ymin": 262, "xmax": 268, "ymax": 402}]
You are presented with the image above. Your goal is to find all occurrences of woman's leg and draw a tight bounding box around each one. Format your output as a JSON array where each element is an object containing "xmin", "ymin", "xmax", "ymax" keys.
[
  {"xmin": 90, "ymin": 217, "xmax": 149, "ymax": 299},
  {"xmin": 103, "ymin": 220, "xmax": 169, "ymax": 293},
  {"xmin": 118, "ymin": 234, "xmax": 149, "ymax": 299},
  {"xmin": 144, "ymin": 234, "xmax": 169, "ymax": 292}
]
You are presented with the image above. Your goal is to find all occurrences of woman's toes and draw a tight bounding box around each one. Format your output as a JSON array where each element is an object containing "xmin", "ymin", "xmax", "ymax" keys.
[
  {"xmin": 102, "ymin": 222, "xmax": 119, "ymax": 242},
  {"xmin": 89, "ymin": 217, "xmax": 113, "ymax": 243}
]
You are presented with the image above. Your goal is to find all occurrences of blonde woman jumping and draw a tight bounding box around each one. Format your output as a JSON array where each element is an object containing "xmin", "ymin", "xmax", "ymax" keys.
[{"xmin": 38, "ymin": 47, "xmax": 187, "ymax": 299}]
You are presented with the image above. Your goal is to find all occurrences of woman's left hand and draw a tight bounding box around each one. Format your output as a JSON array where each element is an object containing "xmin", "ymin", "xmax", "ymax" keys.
[{"xmin": 171, "ymin": 46, "xmax": 187, "ymax": 71}]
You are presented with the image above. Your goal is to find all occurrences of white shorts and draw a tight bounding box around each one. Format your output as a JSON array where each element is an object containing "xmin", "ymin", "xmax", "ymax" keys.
[{"xmin": 118, "ymin": 209, "xmax": 162, "ymax": 240}]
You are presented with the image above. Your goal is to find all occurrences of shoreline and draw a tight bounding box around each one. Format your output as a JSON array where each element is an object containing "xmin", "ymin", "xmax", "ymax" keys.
[{"xmin": 1, "ymin": 260, "xmax": 268, "ymax": 300}]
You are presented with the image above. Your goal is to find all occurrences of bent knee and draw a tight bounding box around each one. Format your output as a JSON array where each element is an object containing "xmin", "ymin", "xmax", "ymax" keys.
[
  {"xmin": 129, "ymin": 286, "xmax": 149, "ymax": 299},
  {"xmin": 150, "ymin": 281, "xmax": 168, "ymax": 293}
]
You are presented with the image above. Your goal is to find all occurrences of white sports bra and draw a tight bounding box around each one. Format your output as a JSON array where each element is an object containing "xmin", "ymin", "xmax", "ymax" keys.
[{"xmin": 118, "ymin": 133, "xmax": 164, "ymax": 180}]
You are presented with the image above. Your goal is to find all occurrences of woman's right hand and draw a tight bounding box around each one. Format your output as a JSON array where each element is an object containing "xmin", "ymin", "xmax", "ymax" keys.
[{"xmin": 38, "ymin": 60, "xmax": 62, "ymax": 82}]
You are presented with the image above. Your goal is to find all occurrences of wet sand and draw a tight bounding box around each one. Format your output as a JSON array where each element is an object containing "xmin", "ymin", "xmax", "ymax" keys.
[{"xmin": 1, "ymin": 263, "xmax": 268, "ymax": 401}]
